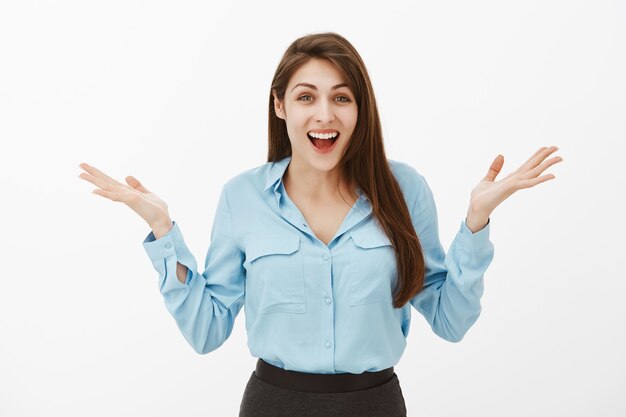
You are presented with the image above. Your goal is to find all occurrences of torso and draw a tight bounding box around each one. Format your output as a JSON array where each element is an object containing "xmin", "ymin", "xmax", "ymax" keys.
[{"xmin": 284, "ymin": 181, "xmax": 358, "ymax": 246}]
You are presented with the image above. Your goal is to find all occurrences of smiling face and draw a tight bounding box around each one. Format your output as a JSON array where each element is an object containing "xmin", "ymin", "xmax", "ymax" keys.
[{"xmin": 272, "ymin": 58, "xmax": 358, "ymax": 174}]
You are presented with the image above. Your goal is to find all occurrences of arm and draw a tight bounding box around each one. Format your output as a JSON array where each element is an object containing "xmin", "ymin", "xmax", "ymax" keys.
[
  {"xmin": 409, "ymin": 172, "xmax": 495, "ymax": 342},
  {"xmin": 142, "ymin": 184, "xmax": 245, "ymax": 354},
  {"xmin": 151, "ymin": 220, "xmax": 189, "ymax": 285}
]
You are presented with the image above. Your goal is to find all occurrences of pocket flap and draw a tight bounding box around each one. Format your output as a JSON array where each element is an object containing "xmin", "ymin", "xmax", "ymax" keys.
[
  {"xmin": 349, "ymin": 226, "xmax": 392, "ymax": 249},
  {"xmin": 246, "ymin": 234, "xmax": 301, "ymax": 263}
]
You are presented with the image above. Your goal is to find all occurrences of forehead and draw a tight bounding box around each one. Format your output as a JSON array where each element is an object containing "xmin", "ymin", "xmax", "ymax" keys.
[{"xmin": 288, "ymin": 58, "xmax": 347, "ymax": 88}]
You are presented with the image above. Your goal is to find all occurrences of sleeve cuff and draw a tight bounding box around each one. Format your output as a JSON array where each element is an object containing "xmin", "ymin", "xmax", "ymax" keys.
[
  {"xmin": 458, "ymin": 217, "xmax": 491, "ymax": 252},
  {"xmin": 142, "ymin": 220, "xmax": 181, "ymax": 261},
  {"xmin": 142, "ymin": 221, "xmax": 197, "ymax": 288}
]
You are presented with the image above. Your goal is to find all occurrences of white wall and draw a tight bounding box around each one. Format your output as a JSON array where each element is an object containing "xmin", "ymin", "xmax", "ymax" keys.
[{"xmin": 0, "ymin": 0, "xmax": 623, "ymax": 416}]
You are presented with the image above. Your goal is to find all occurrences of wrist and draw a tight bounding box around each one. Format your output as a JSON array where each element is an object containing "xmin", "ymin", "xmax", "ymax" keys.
[
  {"xmin": 465, "ymin": 208, "xmax": 490, "ymax": 234},
  {"xmin": 151, "ymin": 218, "xmax": 173, "ymax": 239}
]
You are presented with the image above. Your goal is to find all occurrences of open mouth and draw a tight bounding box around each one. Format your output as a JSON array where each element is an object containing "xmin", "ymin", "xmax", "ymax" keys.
[{"xmin": 307, "ymin": 132, "xmax": 339, "ymax": 151}]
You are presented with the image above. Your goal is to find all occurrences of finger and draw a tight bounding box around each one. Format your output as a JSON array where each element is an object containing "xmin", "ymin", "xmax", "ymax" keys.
[
  {"xmin": 125, "ymin": 176, "xmax": 149, "ymax": 193},
  {"xmin": 484, "ymin": 155, "xmax": 504, "ymax": 182},
  {"xmin": 530, "ymin": 146, "xmax": 559, "ymax": 169},
  {"xmin": 78, "ymin": 163, "xmax": 122, "ymax": 186},
  {"xmin": 517, "ymin": 147, "xmax": 546, "ymax": 171},
  {"xmin": 518, "ymin": 146, "xmax": 558, "ymax": 173},
  {"xmin": 517, "ymin": 173, "xmax": 556, "ymax": 189},
  {"xmin": 78, "ymin": 171, "xmax": 117, "ymax": 192},
  {"xmin": 520, "ymin": 155, "xmax": 563, "ymax": 180},
  {"xmin": 91, "ymin": 188, "xmax": 125, "ymax": 201}
]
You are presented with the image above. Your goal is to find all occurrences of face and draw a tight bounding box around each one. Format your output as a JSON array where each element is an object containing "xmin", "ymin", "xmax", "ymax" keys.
[{"xmin": 273, "ymin": 58, "xmax": 358, "ymax": 174}]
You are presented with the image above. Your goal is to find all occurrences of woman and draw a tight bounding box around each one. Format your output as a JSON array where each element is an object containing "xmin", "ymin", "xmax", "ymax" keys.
[{"xmin": 78, "ymin": 32, "xmax": 562, "ymax": 417}]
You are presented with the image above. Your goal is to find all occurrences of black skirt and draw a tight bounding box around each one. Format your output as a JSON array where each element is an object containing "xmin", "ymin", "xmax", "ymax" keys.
[{"xmin": 239, "ymin": 359, "xmax": 408, "ymax": 417}]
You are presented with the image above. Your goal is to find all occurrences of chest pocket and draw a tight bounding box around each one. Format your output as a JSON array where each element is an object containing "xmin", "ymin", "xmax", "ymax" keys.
[
  {"xmin": 348, "ymin": 226, "xmax": 397, "ymax": 306},
  {"xmin": 244, "ymin": 234, "xmax": 306, "ymax": 315}
]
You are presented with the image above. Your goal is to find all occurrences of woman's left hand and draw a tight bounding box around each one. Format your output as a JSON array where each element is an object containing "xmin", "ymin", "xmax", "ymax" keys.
[{"xmin": 465, "ymin": 145, "xmax": 564, "ymax": 232}]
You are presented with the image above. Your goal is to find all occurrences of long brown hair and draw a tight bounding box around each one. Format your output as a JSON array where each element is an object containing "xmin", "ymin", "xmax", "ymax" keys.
[{"xmin": 267, "ymin": 32, "xmax": 425, "ymax": 309}]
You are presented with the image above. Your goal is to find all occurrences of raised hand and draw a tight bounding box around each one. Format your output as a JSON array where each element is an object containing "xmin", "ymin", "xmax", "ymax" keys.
[
  {"xmin": 78, "ymin": 163, "xmax": 172, "ymax": 230},
  {"xmin": 465, "ymin": 146, "xmax": 564, "ymax": 232}
]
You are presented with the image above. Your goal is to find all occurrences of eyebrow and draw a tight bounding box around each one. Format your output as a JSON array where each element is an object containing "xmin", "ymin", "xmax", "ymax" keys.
[{"xmin": 291, "ymin": 82, "xmax": 349, "ymax": 92}]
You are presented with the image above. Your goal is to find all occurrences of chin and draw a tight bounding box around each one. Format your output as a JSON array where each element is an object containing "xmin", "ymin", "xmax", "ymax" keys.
[
  {"xmin": 308, "ymin": 153, "xmax": 343, "ymax": 171},
  {"xmin": 291, "ymin": 141, "xmax": 344, "ymax": 170}
]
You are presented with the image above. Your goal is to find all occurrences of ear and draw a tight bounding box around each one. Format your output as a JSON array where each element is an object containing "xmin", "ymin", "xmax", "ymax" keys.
[{"xmin": 272, "ymin": 89, "xmax": 285, "ymax": 120}]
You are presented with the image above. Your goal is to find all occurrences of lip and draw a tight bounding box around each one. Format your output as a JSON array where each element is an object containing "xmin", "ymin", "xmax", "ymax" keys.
[
  {"xmin": 308, "ymin": 133, "xmax": 339, "ymax": 154},
  {"xmin": 308, "ymin": 129, "xmax": 339, "ymax": 134}
]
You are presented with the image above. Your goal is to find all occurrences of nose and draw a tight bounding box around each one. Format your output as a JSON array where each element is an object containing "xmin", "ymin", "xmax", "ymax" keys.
[{"xmin": 315, "ymin": 100, "xmax": 335, "ymax": 123}]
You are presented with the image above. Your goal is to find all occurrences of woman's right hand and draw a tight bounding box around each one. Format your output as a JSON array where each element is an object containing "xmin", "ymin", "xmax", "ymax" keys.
[{"xmin": 78, "ymin": 162, "xmax": 172, "ymax": 230}]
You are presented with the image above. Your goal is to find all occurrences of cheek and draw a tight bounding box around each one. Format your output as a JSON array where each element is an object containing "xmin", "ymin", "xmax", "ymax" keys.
[
  {"xmin": 339, "ymin": 106, "xmax": 358, "ymax": 123},
  {"xmin": 288, "ymin": 116, "xmax": 312, "ymax": 134},
  {"xmin": 285, "ymin": 125, "xmax": 307, "ymax": 145}
]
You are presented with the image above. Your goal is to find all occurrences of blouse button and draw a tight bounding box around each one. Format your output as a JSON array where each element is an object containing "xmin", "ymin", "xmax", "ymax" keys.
[
  {"xmin": 325, "ymin": 342, "xmax": 331, "ymax": 348},
  {"xmin": 322, "ymin": 254, "xmax": 329, "ymax": 261},
  {"xmin": 165, "ymin": 242, "xmax": 172, "ymax": 249},
  {"xmin": 325, "ymin": 297, "xmax": 331, "ymax": 304}
]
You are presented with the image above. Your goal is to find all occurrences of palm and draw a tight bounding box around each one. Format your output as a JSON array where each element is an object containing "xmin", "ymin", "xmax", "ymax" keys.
[
  {"xmin": 78, "ymin": 163, "xmax": 170, "ymax": 227},
  {"xmin": 469, "ymin": 146, "xmax": 563, "ymax": 214}
]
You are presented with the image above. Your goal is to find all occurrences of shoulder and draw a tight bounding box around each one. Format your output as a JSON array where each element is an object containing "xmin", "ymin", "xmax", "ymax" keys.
[
  {"xmin": 387, "ymin": 158, "xmax": 426, "ymax": 204},
  {"xmin": 220, "ymin": 160, "xmax": 274, "ymax": 200},
  {"xmin": 387, "ymin": 158, "xmax": 422, "ymax": 181}
]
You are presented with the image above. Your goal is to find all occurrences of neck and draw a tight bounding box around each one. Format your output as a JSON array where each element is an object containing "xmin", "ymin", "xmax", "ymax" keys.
[{"xmin": 283, "ymin": 159, "xmax": 356, "ymax": 203}]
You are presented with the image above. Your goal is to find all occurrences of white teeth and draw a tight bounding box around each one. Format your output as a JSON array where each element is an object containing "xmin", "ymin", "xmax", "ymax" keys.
[{"xmin": 308, "ymin": 132, "xmax": 338, "ymax": 139}]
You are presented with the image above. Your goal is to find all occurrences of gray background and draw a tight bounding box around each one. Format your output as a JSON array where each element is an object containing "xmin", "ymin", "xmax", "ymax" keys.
[{"xmin": 1, "ymin": 0, "xmax": 624, "ymax": 415}]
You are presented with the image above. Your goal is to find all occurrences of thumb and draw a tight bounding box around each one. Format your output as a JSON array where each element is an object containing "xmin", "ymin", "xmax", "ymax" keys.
[
  {"xmin": 126, "ymin": 176, "xmax": 149, "ymax": 193},
  {"xmin": 484, "ymin": 154, "xmax": 504, "ymax": 182}
]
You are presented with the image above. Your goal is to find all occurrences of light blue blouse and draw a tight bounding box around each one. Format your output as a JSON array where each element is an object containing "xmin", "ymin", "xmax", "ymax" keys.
[{"xmin": 142, "ymin": 155, "xmax": 495, "ymax": 374}]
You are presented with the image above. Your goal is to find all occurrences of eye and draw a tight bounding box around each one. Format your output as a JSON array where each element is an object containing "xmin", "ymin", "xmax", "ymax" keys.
[{"xmin": 297, "ymin": 95, "xmax": 352, "ymax": 103}]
